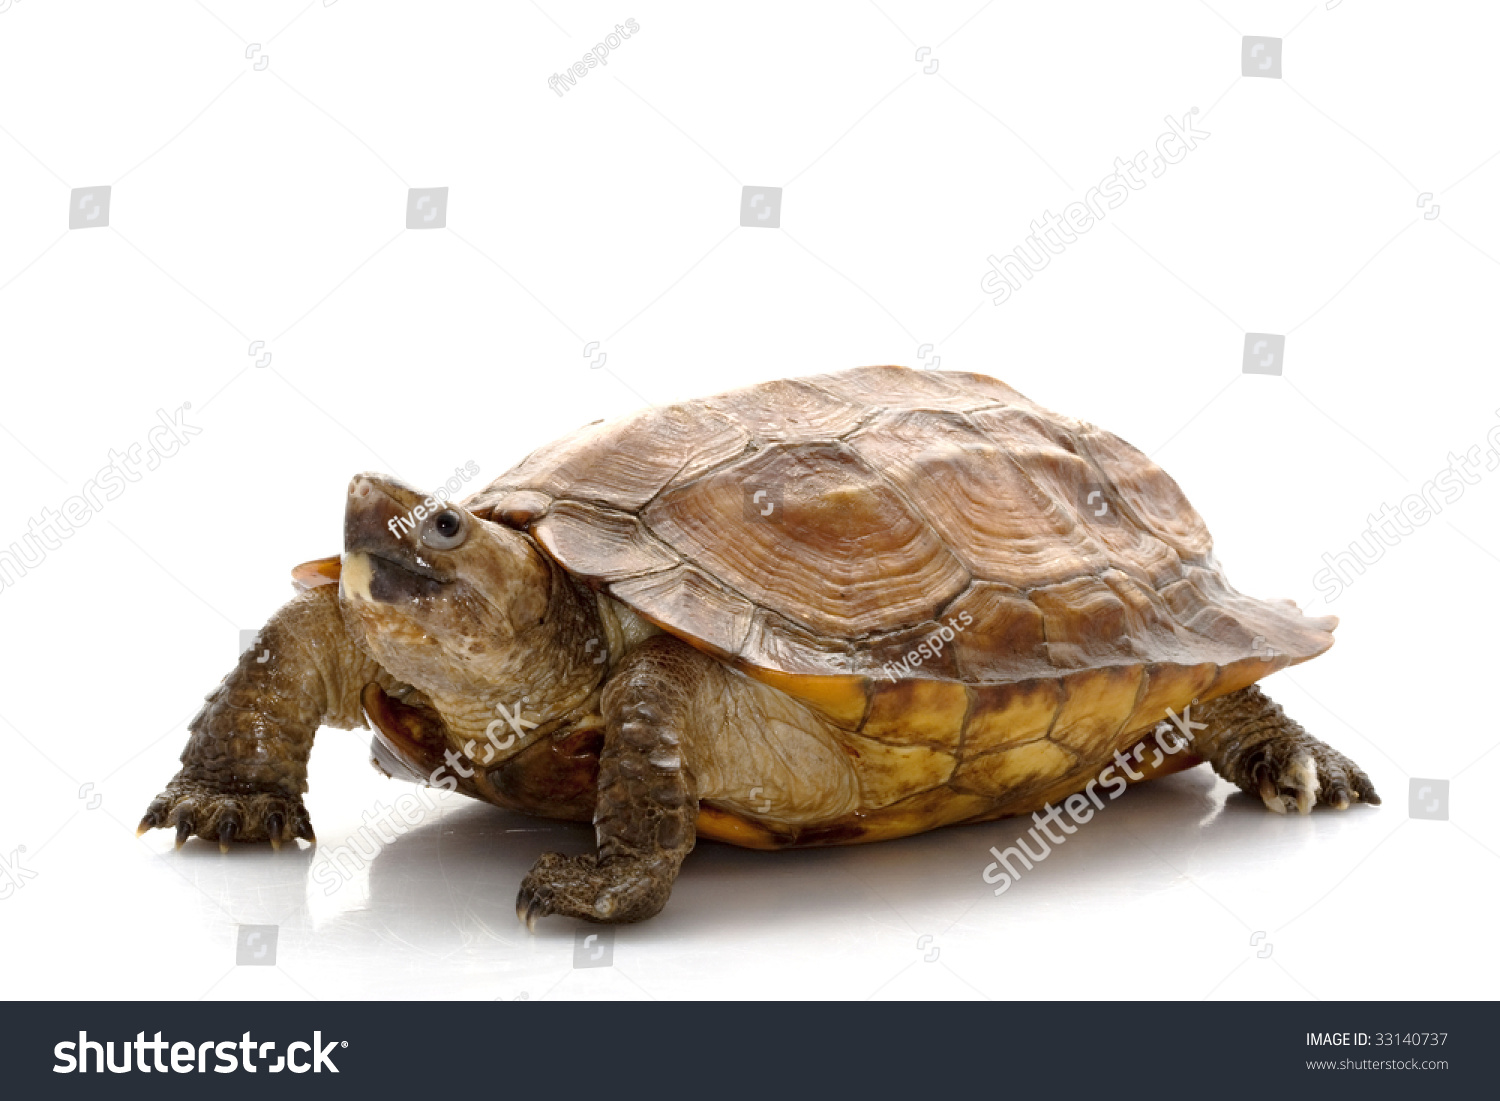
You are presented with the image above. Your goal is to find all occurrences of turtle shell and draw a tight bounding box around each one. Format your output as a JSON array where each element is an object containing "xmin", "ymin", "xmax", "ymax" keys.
[{"xmin": 466, "ymin": 366, "xmax": 1333, "ymax": 823}]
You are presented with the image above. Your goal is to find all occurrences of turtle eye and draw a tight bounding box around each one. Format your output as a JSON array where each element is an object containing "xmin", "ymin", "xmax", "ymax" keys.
[{"xmin": 421, "ymin": 509, "xmax": 467, "ymax": 550}]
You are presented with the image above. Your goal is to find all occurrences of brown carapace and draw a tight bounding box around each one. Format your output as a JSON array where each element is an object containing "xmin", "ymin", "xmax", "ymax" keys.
[{"xmin": 462, "ymin": 365, "xmax": 1336, "ymax": 845}]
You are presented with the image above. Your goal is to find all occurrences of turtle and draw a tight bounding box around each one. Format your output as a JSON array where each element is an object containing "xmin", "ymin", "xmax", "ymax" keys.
[{"xmin": 138, "ymin": 365, "xmax": 1379, "ymax": 924}]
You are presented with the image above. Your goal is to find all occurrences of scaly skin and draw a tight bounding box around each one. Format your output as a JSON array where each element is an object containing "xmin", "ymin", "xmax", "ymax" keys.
[
  {"xmin": 138, "ymin": 584, "xmax": 401, "ymax": 849},
  {"xmin": 517, "ymin": 636, "xmax": 702, "ymax": 925},
  {"xmin": 1190, "ymin": 685, "xmax": 1381, "ymax": 813}
]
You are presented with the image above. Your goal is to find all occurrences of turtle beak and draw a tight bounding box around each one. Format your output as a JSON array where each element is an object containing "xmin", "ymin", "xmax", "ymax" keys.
[
  {"xmin": 344, "ymin": 473, "xmax": 430, "ymax": 556},
  {"xmin": 342, "ymin": 473, "xmax": 452, "ymax": 602}
]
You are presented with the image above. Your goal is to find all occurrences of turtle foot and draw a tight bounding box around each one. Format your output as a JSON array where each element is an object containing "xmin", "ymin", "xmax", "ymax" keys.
[
  {"xmin": 138, "ymin": 779, "xmax": 313, "ymax": 852},
  {"xmin": 1188, "ymin": 686, "xmax": 1381, "ymax": 814},
  {"xmin": 1250, "ymin": 742, "xmax": 1381, "ymax": 815},
  {"xmin": 515, "ymin": 851, "xmax": 680, "ymax": 928}
]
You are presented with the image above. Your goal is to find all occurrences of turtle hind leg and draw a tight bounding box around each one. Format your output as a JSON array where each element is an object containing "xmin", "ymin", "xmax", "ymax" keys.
[
  {"xmin": 1187, "ymin": 684, "xmax": 1380, "ymax": 813},
  {"xmin": 516, "ymin": 637, "xmax": 700, "ymax": 927}
]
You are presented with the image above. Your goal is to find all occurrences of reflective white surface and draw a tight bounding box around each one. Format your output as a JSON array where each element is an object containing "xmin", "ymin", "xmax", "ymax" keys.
[{"xmin": 5, "ymin": 702, "xmax": 1496, "ymax": 1000}]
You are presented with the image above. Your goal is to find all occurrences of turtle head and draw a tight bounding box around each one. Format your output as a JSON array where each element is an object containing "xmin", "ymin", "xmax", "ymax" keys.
[{"xmin": 338, "ymin": 473, "xmax": 552, "ymax": 695}]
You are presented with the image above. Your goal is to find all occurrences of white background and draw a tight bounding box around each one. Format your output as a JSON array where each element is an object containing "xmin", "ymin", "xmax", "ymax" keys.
[{"xmin": 1, "ymin": 0, "xmax": 1497, "ymax": 1001}]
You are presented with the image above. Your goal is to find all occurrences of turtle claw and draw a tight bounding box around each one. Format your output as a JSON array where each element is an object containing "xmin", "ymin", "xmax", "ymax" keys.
[
  {"xmin": 1257, "ymin": 754, "xmax": 1317, "ymax": 814},
  {"xmin": 1254, "ymin": 747, "xmax": 1379, "ymax": 815},
  {"xmin": 139, "ymin": 780, "xmax": 313, "ymax": 849},
  {"xmin": 516, "ymin": 851, "xmax": 676, "ymax": 926},
  {"xmin": 515, "ymin": 892, "xmax": 541, "ymax": 934},
  {"xmin": 516, "ymin": 875, "xmax": 550, "ymax": 933},
  {"xmin": 1257, "ymin": 775, "xmax": 1283, "ymax": 813}
]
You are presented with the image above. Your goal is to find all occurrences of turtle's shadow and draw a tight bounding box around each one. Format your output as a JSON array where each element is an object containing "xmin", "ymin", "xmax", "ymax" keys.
[{"xmin": 312, "ymin": 765, "xmax": 1378, "ymax": 949}]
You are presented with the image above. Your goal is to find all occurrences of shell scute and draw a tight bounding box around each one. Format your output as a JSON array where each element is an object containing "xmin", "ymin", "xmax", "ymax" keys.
[
  {"xmin": 851, "ymin": 408, "xmax": 1111, "ymax": 590},
  {"xmin": 642, "ymin": 440, "xmax": 969, "ymax": 638}
]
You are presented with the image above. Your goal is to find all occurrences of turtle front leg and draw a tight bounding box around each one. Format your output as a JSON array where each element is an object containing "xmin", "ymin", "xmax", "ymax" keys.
[
  {"xmin": 1188, "ymin": 684, "xmax": 1380, "ymax": 813},
  {"xmin": 138, "ymin": 584, "xmax": 390, "ymax": 850},
  {"xmin": 516, "ymin": 637, "xmax": 700, "ymax": 926}
]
